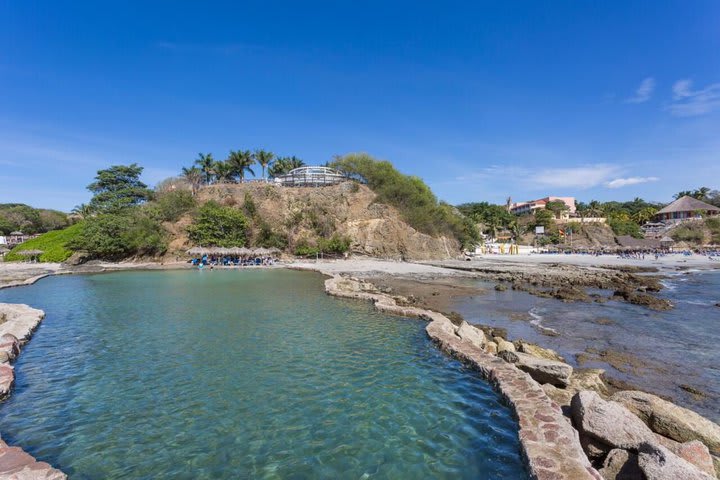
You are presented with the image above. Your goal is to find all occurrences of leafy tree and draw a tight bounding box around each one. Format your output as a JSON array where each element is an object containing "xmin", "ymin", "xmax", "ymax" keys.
[
  {"xmin": 187, "ymin": 201, "xmax": 248, "ymax": 247},
  {"xmin": 534, "ymin": 209, "xmax": 555, "ymax": 229},
  {"xmin": 151, "ymin": 190, "xmax": 196, "ymax": 222},
  {"xmin": 254, "ymin": 149, "xmax": 275, "ymax": 179},
  {"xmin": 86, "ymin": 164, "xmax": 152, "ymax": 213},
  {"xmin": 633, "ymin": 207, "xmax": 658, "ymax": 224},
  {"xmin": 227, "ymin": 150, "xmax": 255, "ymax": 182},
  {"xmin": 69, "ymin": 212, "xmax": 166, "ymax": 259},
  {"xmin": 545, "ymin": 201, "xmax": 569, "ymax": 219},
  {"xmin": 181, "ymin": 166, "xmax": 203, "ymax": 195},
  {"xmin": 194, "ymin": 153, "xmax": 216, "ymax": 184},
  {"xmin": 71, "ymin": 203, "xmax": 94, "ymax": 219}
]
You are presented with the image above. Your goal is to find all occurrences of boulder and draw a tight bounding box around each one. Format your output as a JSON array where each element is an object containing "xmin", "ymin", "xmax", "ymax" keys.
[
  {"xmin": 611, "ymin": 390, "xmax": 720, "ymax": 456},
  {"xmin": 598, "ymin": 449, "xmax": 643, "ymax": 480},
  {"xmin": 493, "ymin": 336, "xmax": 516, "ymax": 353},
  {"xmin": 0, "ymin": 333, "xmax": 19, "ymax": 362},
  {"xmin": 516, "ymin": 341, "xmax": 565, "ymax": 362},
  {"xmin": 484, "ymin": 341, "xmax": 497, "ymax": 355},
  {"xmin": 454, "ymin": 321, "xmax": 485, "ymax": 349},
  {"xmin": 638, "ymin": 442, "xmax": 714, "ymax": 480},
  {"xmin": 571, "ymin": 391, "xmax": 654, "ymax": 450},
  {"xmin": 579, "ymin": 433, "xmax": 612, "ymax": 462},
  {"xmin": 0, "ymin": 364, "xmax": 13, "ymax": 399},
  {"xmin": 499, "ymin": 350, "xmax": 573, "ymax": 387},
  {"xmin": 652, "ymin": 435, "xmax": 717, "ymax": 478},
  {"xmin": 543, "ymin": 369, "xmax": 609, "ymax": 410}
]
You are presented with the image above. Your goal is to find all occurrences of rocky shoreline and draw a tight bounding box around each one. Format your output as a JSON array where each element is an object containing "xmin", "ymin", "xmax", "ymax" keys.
[
  {"xmin": 324, "ymin": 274, "xmax": 720, "ymax": 479},
  {"xmin": 0, "ymin": 303, "xmax": 67, "ymax": 478}
]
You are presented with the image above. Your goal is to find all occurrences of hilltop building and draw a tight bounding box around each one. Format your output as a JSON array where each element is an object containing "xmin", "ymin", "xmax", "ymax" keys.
[
  {"xmin": 510, "ymin": 196, "xmax": 576, "ymax": 217},
  {"xmin": 655, "ymin": 196, "xmax": 720, "ymax": 223}
]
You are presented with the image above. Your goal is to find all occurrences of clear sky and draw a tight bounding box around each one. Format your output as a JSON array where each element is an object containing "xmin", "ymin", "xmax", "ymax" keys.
[{"xmin": 1, "ymin": 1, "xmax": 719, "ymax": 211}]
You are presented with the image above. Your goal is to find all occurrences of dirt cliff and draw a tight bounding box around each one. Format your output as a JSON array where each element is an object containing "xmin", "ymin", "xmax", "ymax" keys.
[{"xmin": 167, "ymin": 182, "xmax": 460, "ymax": 260}]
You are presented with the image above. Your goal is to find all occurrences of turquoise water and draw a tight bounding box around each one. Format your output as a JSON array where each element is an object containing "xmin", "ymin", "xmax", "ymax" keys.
[{"xmin": 0, "ymin": 270, "xmax": 526, "ymax": 479}]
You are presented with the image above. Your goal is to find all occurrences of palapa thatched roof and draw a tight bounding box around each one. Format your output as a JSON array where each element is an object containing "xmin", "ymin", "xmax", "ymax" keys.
[
  {"xmin": 657, "ymin": 196, "xmax": 720, "ymax": 215},
  {"xmin": 186, "ymin": 246, "xmax": 277, "ymax": 256},
  {"xmin": 615, "ymin": 236, "xmax": 660, "ymax": 249}
]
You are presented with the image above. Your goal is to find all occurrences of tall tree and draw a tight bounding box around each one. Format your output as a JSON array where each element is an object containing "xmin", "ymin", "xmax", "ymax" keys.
[
  {"xmin": 194, "ymin": 153, "xmax": 216, "ymax": 185},
  {"xmin": 227, "ymin": 150, "xmax": 256, "ymax": 182},
  {"xmin": 71, "ymin": 203, "xmax": 94, "ymax": 218},
  {"xmin": 254, "ymin": 149, "xmax": 275, "ymax": 180},
  {"xmin": 181, "ymin": 166, "xmax": 203, "ymax": 196},
  {"xmin": 213, "ymin": 160, "xmax": 235, "ymax": 183},
  {"xmin": 269, "ymin": 156, "xmax": 305, "ymax": 177},
  {"xmin": 87, "ymin": 163, "xmax": 152, "ymax": 213}
]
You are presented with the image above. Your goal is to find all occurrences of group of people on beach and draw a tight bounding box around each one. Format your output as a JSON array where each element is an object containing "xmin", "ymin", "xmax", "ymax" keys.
[{"xmin": 190, "ymin": 254, "xmax": 277, "ymax": 268}]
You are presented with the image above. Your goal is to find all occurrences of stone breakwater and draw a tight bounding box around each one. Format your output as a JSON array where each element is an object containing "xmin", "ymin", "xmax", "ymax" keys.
[
  {"xmin": 0, "ymin": 303, "xmax": 67, "ymax": 479},
  {"xmin": 324, "ymin": 275, "xmax": 601, "ymax": 480},
  {"xmin": 325, "ymin": 274, "xmax": 720, "ymax": 480}
]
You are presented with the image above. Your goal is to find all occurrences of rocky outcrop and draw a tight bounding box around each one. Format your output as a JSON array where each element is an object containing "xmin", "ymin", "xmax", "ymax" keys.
[
  {"xmin": 571, "ymin": 391, "xmax": 655, "ymax": 451},
  {"xmin": 499, "ymin": 351, "xmax": 573, "ymax": 387},
  {"xmin": 611, "ymin": 390, "xmax": 720, "ymax": 457},
  {"xmin": 455, "ymin": 321, "xmax": 485, "ymax": 349},
  {"xmin": 516, "ymin": 341, "xmax": 565, "ymax": 362},
  {"xmin": 494, "ymin": 337, "xmax": 515, "ymax": 353},
  {"xmin": 195, "ymin": 182, "xmax": 461, "ymax": 261},
  {"xmin": 0, "ymin": 436, "xmax": 66, "ymax": 480},
  {"xmin": 638, "ymin": 442, "xmax": 714, "ymax": 480},
  {"xmin": 0, "ymin": 304, "xmax": 66, "ymax": 478},
  {"xmin": 543, "ymin": 369, "xmax": 608, "ymax": 409},
  {"xmin": 612, "ymin": 288, "xmax": 673, "ymax": 311}
]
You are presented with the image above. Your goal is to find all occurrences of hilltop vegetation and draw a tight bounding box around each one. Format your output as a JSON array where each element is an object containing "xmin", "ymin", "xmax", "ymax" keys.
[
  {"xmin": 0, "ymin": 204, "xmax": 69, "ymax": 235},
  {"xmin": 5, "ymin": 223, "xmax": 85, "ymax": 262}
]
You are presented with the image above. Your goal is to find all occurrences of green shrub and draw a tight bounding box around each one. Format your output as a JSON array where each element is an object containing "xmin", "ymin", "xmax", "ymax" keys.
[
  {"xmin": 242, "ymin": 192, "xmax": 258, "ymax": 219},
  {"xmin": 706, "ymin": 218, "xmax": 720, "ymax": 244},
  {"xmin": 69, "ymin": 212, "xmax": 166, "ymax": 259},
  {"xmin": 255, "ymin": 221, "xmax": 288, "ymax": 249},
  {"xmin": 187, "ymin": 201, "xmax": 248, "ymax": 247},
  {"xmin": 294, "ymin": 239, "xmax": 319, "ymax": 256},
  {"xmin": 5, "ymin": 223, "xmax": 85, "ymax": 262},
  {"xmin": 152, "ymin": 190, "xmax": 196, "ymax": 222},
  {"xmin": 608, "ymin": 217, "xmax": 643, "ymax": 238},
  {"xmin": 671, "ymin": 225, "xmax": 704, "ymax": 244},
  {"xmin": 318, "ymin": 234, "xmax": 351, "ymax": 254}
]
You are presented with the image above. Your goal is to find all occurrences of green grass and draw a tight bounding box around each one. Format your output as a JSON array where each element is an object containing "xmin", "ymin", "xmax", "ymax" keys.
[{"xmin": 5, "ymin": 222, "xmax": 85, "ymax": 262}]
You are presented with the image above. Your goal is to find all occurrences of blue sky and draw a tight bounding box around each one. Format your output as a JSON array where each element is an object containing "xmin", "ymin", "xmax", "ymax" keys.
[{"xmin": 1, "ymin": 1, "xmax": 719, "ymax": 211}]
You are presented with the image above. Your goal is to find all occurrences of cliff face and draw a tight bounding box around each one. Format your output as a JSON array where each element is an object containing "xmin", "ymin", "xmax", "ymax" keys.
[{"xmin": 167, "ymin": 182, "xmax": 460, "ymax": 260}]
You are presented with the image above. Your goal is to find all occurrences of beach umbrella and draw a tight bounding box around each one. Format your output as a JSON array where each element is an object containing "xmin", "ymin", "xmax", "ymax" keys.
[{"xmin": 187, "ymin": 247, "xmax": 207, "ymax": 255}]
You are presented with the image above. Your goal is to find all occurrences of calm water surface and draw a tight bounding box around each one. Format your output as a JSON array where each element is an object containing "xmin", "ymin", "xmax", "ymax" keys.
[
  {"xmin": 453, "ymin": 270, "xmax": 720, "ymax": 421},
  {"xmin": 0, "ymin": 270, "xmax": 526, "ymax": 479}
]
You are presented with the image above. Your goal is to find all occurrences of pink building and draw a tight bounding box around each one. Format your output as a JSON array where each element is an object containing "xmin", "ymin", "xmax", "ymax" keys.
[{"xmin": 510, "ymin": 196, "xmax": 576, "ymax": 216}]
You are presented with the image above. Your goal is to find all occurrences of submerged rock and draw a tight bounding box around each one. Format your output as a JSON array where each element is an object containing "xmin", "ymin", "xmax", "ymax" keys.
[
  {"xmin": 611, "ymin": 390, "xmax": 720, "ymax": 457},
  {"xmin": 638, "ymin": 442, "xmax": 714, "ymax": 480},
  {"xmin": 499, "ymin": 350, "xmax": 573, "ymax": 387},
  {"xmin": 612, "ymin": 288, "xmax": 673, "ymax": 311},
  {"xmin": 571, "ymin": 391, "xmax": 654, "ymax": 450}
]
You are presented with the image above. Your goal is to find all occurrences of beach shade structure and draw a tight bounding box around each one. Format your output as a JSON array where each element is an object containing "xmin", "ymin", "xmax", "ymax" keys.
[
  {"xmin": 16, "ymin": 249, "xmax": 44, "ymax": 262},
  {"xmin": 187, "ymin": 247, "xmax": 209, "ymax": 256},
  {"xmin": 660, "ymin": 236, "xmax": 675, "ymax": 248},
  {"xmin": 253, "ymin": 247, "xmax": 270, "ymax": 256}
]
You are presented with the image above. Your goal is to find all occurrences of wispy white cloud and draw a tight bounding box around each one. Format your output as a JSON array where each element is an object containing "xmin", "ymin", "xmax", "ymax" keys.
[
  {"xmin": 667, "ymin": 79, "xmax": 720, "ymax": 116},
  {"xmin": 454, "ymin": 164, "xmax": 622, "ymax": 190},
  {"xmin": 625, "ymin": 77, "xmax": 656, "ymax": 104},
  {"xmin": 605, "ymin": 176, "xmax": 659, "ymax": 189}
]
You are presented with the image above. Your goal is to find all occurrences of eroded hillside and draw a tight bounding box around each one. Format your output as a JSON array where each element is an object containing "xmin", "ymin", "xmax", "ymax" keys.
[{"xmin": 166, "ymin": 182, "xmax": 460, "ymax": 260}]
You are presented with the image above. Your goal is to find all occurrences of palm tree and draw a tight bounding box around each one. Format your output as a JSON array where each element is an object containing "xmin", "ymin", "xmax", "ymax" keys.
[
  {"xmin": 633, "ymin": 207, "xmax": 658, "ymax": 224},
  {"xmin": 269, "ymin": 156, "xmax": 305, "ymax": 177},
  {"xmin": 588, "ymin": 200, "xmax": 603, "ymax": 217},
  {"xmin": 181, "ymin": 166, "xmax": 203, "ymax": 195},
  {"xmin": 71, "ymin": 203, "xmax": 94, "ymax": 218},
  {"xmin": 254, "ymin": 149, "xmax": 275, "ymax": 180},
  {"xmin": 213, "ymin": 161, "xmax": 235, "ymax": 183},
  {"xmin": 510, "ymin": 220, "xmax": 523, "ymax": 244},
  {"xmin": 194, "ymin": 153, "xmax": 215, "ymax": 185},
  {"xmin": 227, "ymin": 150, "xmax": 255, "ymax": 182}
]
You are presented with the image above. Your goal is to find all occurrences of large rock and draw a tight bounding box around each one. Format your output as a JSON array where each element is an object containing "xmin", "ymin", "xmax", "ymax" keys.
[
  {"xmin": 638, "ymin": 442, "xmax": 714, "ymax": 480},
  {"xmin": 516, "ymin": 340, "xmax": 565, "ymax": 362},
  {"xmin": 611, "ymin": 390, "xmax": 720, "ymax": 456},
  {"xmin": 571, "ymin": 391, "xmax": 654, "ymax": 450},
  {"xmin": 454, "ymin": 321, "xmax": 485, "ymax": 349},
  {"xmin": 484, "ymin": 341, "xmax": 497, "ymax": 355},
  {"xmin": 0, "ymin": 437, "xmax": 67, "ymax": 479},
  {"xmin": 652, "ymin": 435, "xmax": 716, "ymax": 478},
  {"xmin": 499, "ymin": 350, "xmax": 573, "ymax": 387},
  {"xmin": 543, "ymin": 369, "xmax": 609, "ymax": 409},
  {"xmin": 493, "ymin": 336, "xmax": 515, "ymax": 353},
  {"xmin": 598, "ymin": 449, "xmax": 643, "ymax": 480}
]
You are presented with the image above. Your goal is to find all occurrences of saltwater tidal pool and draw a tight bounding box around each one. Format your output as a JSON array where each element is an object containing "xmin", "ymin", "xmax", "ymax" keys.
[{"xmin": 0, "ymin": 269, "xmax": 527, "ymax": 479}]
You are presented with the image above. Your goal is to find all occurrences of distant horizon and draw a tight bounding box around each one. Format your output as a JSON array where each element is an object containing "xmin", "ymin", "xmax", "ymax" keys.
[{"xmin": 2, "ymin": 1, "xmax": 719, "ymax": 211}]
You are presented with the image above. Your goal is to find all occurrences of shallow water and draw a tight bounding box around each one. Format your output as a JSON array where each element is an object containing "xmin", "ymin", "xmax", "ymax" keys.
[
  {"xmin": 0, "ymin": 269, "xmax": 526, "ymax": 479},
  {"xmin": 453, "ymin": 271, "xmax": 720, "ymax": 421}
]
